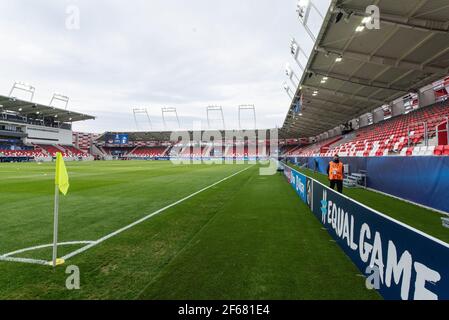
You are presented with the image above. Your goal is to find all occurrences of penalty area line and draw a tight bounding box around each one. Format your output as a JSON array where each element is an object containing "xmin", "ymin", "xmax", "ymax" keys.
[{"xmin": 61, "ymin": 165, "xmax": 254, "ymax": 262}]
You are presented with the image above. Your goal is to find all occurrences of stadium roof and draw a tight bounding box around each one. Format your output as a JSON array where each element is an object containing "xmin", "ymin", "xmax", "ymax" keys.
[
  {"xmin": 0, "ymin": 94, "xmax": 95, "ymax": 123},
  {"xmin": 97, "ymin": 130, "xmax": 275, "ymax": 142},
  {"xmin": 98, "ymin": 131, "xmax": 173, "ymax": 142},
  {"xmin": 281, "ymin": 0, "xmax": 449, "ymax": 138}
]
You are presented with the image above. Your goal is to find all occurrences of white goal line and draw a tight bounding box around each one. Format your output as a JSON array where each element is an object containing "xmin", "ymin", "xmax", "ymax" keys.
[{"xmin": 0, "ymin": 241, "xmax": 96, "ymax": 266}]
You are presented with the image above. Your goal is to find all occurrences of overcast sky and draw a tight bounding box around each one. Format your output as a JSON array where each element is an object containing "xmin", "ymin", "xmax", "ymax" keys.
[{"xmin": 0, "ymin": 0, "xmax": 330, "ymax": 133}]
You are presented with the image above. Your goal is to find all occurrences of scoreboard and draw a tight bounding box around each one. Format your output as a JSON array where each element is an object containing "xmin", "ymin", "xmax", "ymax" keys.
[{"xmin": 106, "ymin": 134, "xmax": 129, "ymax": 145}]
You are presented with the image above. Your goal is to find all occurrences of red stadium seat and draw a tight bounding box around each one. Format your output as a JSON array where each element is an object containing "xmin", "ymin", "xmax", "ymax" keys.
[
  {"xmin": 129, "ymin": 147, "xmax": 168, "ymax": 158},
  {"xmin": 285, "ymin": 102, "xmax": 449, "ymax": 158},
  {"xmin": 444, "ymin": 146, "xmax": 449, "ymax": 156},
  {"xmin": 434, "ymin": 145, "xmax": 444, "ymax": 156}
]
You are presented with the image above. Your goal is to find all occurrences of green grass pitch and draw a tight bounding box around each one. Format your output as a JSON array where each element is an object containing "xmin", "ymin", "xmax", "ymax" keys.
[{"xmin": 0, "ymin": 160, "xmax": 388, "ymax": 299}]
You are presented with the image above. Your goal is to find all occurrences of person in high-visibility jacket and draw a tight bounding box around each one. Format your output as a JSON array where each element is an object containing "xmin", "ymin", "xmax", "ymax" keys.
[{"xmin": 327, "ymin": 154, "xmax": 344, "ymax": 193}]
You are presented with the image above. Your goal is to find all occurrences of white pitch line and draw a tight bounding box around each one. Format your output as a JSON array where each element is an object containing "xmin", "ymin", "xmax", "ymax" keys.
[
  {"xmin": 62, "ymin": 165, "xmax": 254, "ymax": 262},
  {"xmin": 1, "ymin": 241, "xmax": 95, "ymax": 258},
  {"xmin": 0, "ymin": 256, "xmax": 49, "ymax": 266}
]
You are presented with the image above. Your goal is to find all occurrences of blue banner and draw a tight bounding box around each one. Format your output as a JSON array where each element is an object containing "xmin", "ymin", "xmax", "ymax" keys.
[
  {"xmin": 366, "ymin": 157, "xmax": 449, "ymax": 214},
  {"xmin": 284, "ymin": 165, "xmax": 449, "ymax": 300},
  {"xmin": 284, "ymin": 165, "xmax": 311, "ymax": 205},
  {"xmin": 287, "ymin": 156, "xmax": 449, "ymax": 214}
]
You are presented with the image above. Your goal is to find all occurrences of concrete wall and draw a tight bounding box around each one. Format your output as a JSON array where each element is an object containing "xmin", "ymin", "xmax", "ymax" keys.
[
  {"xmin": 24, "ymin": 125, "xmax": 73, "ymax": 145},
  {"xmin": 373, "ymin": 109, "xmax": 384, "ymax": 124},
  {"xmin": 419, "ymin": 85, "xmax": 437, "ymax": 108},
  {"xmin": 359, "ymin": 114, "xmax": 371, "ymax": 128},
  {"xmin": 391, "ymin": 101, "xmax": 405, "ymax": 117}
]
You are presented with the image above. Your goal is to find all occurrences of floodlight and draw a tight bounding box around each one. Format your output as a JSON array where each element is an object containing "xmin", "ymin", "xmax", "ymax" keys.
[
  {"xmin": 9, "ymin": 81, "xmax": 36, "ymax": 101},
  {"xmin": 162, "ymin": 107, "xmax": 180, "ymax": 129},
  {"xmin": 285, "ymin": 63, "xmax": 293, "ymax": 78},
  {"xmin": 133, "ymin": 108, "xmax": 153, "ymax": 130},
  {"xmin": 50, "ymin": 93, "xmax": 70, "ymax": 110},
  {"xmin": 238, "ymin": 104, "xmax": 257, "ymax": 129},
  {"xmin": 206, "ymin": 106, "xmax": 225, "ymax": 130},
  {"xmin": 296, "ymin": 0, "xmax": 311, "ymax": 23},
  {"xmin": 290, "ymin": 38, "xmax": 299, "ymax": 58}
]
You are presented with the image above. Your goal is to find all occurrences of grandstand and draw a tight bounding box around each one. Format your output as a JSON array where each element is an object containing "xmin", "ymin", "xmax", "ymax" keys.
[
  {"xmin": 281, "ymin": 0, "xmax": 449, "ymax": 159},
  {"xmin": 128, "ymin": 146, "xmax": 168, "ymax": 158},
  {"xmin": 279, "ymin": 0, "xmax": 449, "ymax": 218},
  {"xmin": 0, "ymin": 90, "xmax": 95, "ymax": 162},
  {"xmin": 86, "ymin": 130, "xmax": 274, "ymax": 160},
  {"xmin": 281, "ymin": 0, "xmax": 449, "ymax": 161},
  {"xmin": 284, "ymin": 101, "xmax": 449, "ymax": 157}
]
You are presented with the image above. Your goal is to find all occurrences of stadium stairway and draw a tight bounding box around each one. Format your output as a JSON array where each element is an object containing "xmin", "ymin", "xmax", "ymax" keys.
[
  {"xmin": 90, "ymin": 144, "xmax": 106, "ymax": 157},
  {"xmin": 163, "ymin": 145, "xmax": 172, "ymax": 156},
  {"xmin": 127, "ymin": 146, "xmax": 140, "ymax": 156}
]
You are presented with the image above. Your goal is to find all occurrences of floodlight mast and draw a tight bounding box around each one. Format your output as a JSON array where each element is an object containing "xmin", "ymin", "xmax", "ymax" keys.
[
  {"xmin": 50, "ymin": 93, "xmax": 70, "ymax": 110},
  {"xmin": 290, "ymin": 38, "xmax": 309, "ymax": 71},
  {"xmin": 133, "ymin": 108, "xmax": 153, "ymax": 130},
  {"xmin": 283, "ymin": 82, "xmax": 294, "ymax": 100},
  {"xmin": 285, "ymin": 63, "xmax": 301, "ymax": 87},
  {"xmin": 296, "ymin": 0, "xmax": 324, "ymax": 42},
  {"xmin": 161, "ymin": 107, "xmax": 180, "ymax": 129},
  {"xmin": 238, "ymin": 104, "xmax": 257, "ymax": 130},
  {"xmin": 206, "ymin": 106, "xmax": 225, "ymax": 130},
  {"xmin": 9, "ymin": 81, "xmax": 35, "ymax": 101}
]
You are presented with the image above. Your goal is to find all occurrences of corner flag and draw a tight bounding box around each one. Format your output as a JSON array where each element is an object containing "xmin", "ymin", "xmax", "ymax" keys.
[
  {"xmin": 55, "ymin": 152, "xmax": 69, "ymax": 195},
  {"xmin": 51, "ymin": 152, "xmax": 69, "ymax": 267}
]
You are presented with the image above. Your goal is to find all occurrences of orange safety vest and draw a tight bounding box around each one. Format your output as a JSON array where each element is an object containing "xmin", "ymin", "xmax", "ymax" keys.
[{"xmin": 329, "ymin": 161, "xmax": 344, "ymax": 181}]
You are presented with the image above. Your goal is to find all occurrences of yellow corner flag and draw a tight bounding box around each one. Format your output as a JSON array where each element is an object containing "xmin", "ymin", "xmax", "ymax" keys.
[
  {"xmin": 52, "ymin": 152, "xmax": 69, "ymax": 267},
  {"xmin": 55, "ymin": 152, "xmax": 69, "ymax": 195}
]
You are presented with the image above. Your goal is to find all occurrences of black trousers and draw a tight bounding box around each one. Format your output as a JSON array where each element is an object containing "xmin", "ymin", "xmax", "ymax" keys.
[{"xmin": 330, "ymin": 180, "xmax": 343, "ymax": 193}]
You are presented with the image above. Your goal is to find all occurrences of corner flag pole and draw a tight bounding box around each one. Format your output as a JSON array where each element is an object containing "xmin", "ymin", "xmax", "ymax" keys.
[
  {"xmin": 52, "ymin": 183, "xmax": 60, "ymax": 267},
  {"xmin": 51, "ymin": 153, "xmax": 69, "ymax": 267}
]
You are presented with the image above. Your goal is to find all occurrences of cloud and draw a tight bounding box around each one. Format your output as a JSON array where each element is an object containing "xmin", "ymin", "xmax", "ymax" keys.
[{"xmin": 0, "ymin": 0, "xmax": 331, "ymax": 132}]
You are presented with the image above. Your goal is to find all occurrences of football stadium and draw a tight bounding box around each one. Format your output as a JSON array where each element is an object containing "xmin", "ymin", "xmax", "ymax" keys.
[{"xmin": 1, "ymin": 0, "xmax": 449, "ymax": 306}]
